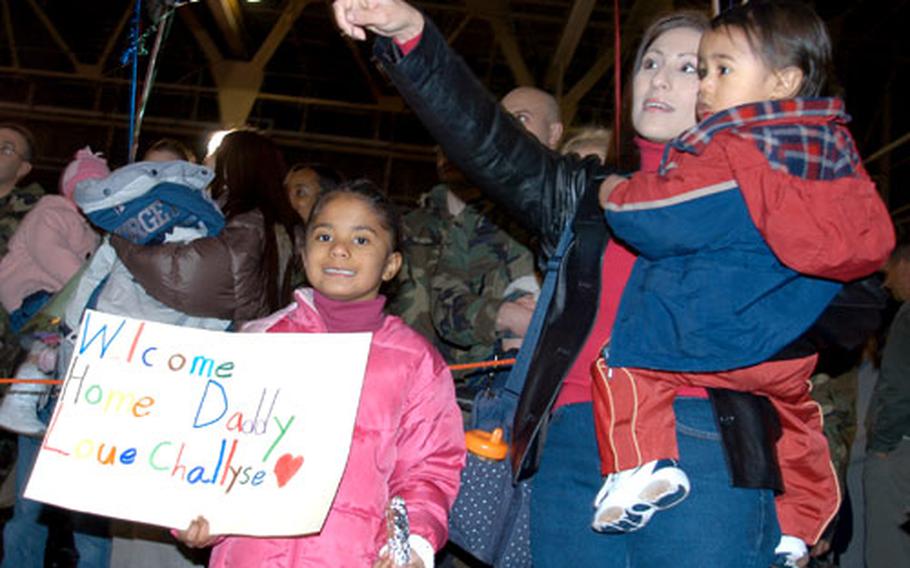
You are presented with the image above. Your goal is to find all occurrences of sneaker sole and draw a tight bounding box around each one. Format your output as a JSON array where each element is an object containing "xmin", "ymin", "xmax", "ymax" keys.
[
  {"xmin": 647, "ymin": 480, "xmax": 688, "ymax": 510},
  {"xmin": 592, "ymin": 480, "xmax": 688, "ymax": 533},
  {"xmin": 638, "ymin": 479, "xmax": 688, "ymax": 510}
]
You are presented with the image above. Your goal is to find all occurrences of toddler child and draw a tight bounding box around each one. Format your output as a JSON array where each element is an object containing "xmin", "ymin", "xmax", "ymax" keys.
[
  {"xmin": 592, "ymin": 2, "xmax": 894, "ymax": 566},
  {"xmin": 0, "ymin": 147, "xmax": 106, "ymax": 436},
  {"xmin": 176, "ymin": 179, "xmax": 465, "ymax": 567}
]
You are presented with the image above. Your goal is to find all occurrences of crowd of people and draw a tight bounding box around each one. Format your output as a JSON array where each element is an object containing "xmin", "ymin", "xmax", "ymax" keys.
[{"xmin": 0, "ymin": 0, "xmax": 905, "ymax": 566}]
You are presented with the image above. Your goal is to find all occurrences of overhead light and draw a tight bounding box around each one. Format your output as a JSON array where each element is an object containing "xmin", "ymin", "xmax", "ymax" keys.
[{"xmin": 205, "ymin": 129, "xmax": 233, "ymax": 162}]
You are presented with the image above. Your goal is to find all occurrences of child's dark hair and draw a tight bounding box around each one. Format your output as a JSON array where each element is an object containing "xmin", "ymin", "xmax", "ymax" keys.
[
  {"xmin": 287, "ymin": 162, "xmax": 345, "ymax": 192},
  {"xmin": 307, "ymin": 178, "xmax": 401, "ymax": 250},
  {"xmin": 145, "ymin": 137, "xmax": 197, "ymax": 162},
  {"xmin": 711, "ymin": 0, "xmax": 831, "ymax": 97},
  {"xmin": 212, "ymin": 129, "xmax": 301, "ymax": 310}
]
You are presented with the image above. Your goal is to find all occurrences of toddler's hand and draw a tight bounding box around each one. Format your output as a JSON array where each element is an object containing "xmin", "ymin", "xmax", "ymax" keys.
[
  {"xmin": 175, "ymin": 516, "xmax": 217, "ymax": 549},
  {"xmin": 810, "ymin": 537, "xmax": 831, "ymax": 557},
  {"xmin": 599, "ymin": 174, "xmax": 627, "ymax": 209}
]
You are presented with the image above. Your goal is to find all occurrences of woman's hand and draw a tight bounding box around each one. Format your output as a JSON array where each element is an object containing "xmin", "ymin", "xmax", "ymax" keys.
[
  {"xmin": 332, "ymin": 0, "xmax": 425, "ymax": 43},
  {"xmin": 598, "ymin": 174, "xmax": 627, "ymax": 209},
  {"xmin": 496, "ymin": 294, "xmax": 536, "ymax": 338},
  {"xmin": 175, "ymin": 516, "xmax": 218, "ymax": 549},
  {"xmin": 372, "ymin": 551, "xmax": 426, "ymax": 568},
  {"xmin": 810, "ymin": 537, "xmax": 831, "ymax": 558}
]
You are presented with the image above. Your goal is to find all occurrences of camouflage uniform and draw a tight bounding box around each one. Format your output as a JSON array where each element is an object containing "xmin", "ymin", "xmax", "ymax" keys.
[
  {"xmin": 390, "ymin": 183, "xmax": 537, "ymax": 366},
  {"xmin": 0, "ymin": 182, "xmax": 44, "ymax": 374},
  {"xmin": 0, "ymin": 182, "xmax": 44, "ymax": 258},
  {"xmin": 389, "ymin": 188, "xmax": 446, "ymax": 345},
  {"xmin": 0, "ymin": 182, "xmax": 44, "ymax": 505}
]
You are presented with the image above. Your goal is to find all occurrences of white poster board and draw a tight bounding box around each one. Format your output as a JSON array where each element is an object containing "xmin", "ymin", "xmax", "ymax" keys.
[{"xmin": 25, "ymin": 309, "xmax": 371, "ymax": 537}]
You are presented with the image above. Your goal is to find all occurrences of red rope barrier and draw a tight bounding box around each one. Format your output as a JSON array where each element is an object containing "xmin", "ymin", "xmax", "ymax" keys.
[
  {"xmin": 447, "ymin": 358, "xmax": 517, "ymax": 372},
  {"xmin": 1, "ymin": 357, "xmax": 519, "ymax": 384}
]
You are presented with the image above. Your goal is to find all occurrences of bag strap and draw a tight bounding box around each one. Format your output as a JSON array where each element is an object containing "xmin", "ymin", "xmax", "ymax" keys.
[{"xmin": 501, "ymin": 223, "xmax": 574, "ymax": 397}]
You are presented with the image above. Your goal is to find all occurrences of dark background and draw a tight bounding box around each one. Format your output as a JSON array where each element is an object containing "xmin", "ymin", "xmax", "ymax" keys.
[{"xmin": 0, "ymin": 0, "xmax": 906, "ymax": 233}]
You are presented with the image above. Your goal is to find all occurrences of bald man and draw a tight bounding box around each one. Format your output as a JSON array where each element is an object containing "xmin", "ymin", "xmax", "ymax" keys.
[{"xmin": 501, "ymin": 87, "xmax": 564, "ymax": 150}]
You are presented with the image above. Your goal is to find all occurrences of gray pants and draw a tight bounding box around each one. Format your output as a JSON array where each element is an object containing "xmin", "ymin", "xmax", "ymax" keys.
[{"xmin": 863, "ymin": 438, "xmax": 910, "ymax": 567}]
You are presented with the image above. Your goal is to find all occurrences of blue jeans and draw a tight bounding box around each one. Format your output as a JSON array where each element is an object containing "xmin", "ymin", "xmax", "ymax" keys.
[
  {"xmin": 1, "ymin": 400, "xmax": 111, "ymax": 568},
  {"xmin": 531, "ymin": 399, "xmax": 779, "ymax": 567}
]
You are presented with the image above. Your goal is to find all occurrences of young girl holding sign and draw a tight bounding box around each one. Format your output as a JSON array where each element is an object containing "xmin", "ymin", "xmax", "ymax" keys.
[{"xmin": 176, "ymin": 179, "xmax": 466, "ymax": 568}]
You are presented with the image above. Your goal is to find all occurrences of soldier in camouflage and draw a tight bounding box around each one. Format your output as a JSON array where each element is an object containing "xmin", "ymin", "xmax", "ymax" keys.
[
  {"xmin": 0, "ymin": 123, "xmax": 44, "ymax": 375},
  {"xmin": 430, "ymin": 185, "xmax": 538, "ymax": 365},
  {"xmin": 390, "ymin": 87, "xmax": 563, "ymax": 368},
  {"xmin": 0, "ymin": 123, "xmax": 44, "ymax": 508},
  {"xmin": 392, "ymin": 177, "xmax": 539, "ymax": 367},
  {"xmin": 389, "ymin": 181, "xmax": 445, "ymax": 346}
]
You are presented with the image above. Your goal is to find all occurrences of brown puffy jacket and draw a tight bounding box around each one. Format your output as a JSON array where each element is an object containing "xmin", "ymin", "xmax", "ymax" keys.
[{"xmin": 111, "ymin": 209, "xmax": 272, "ymax": 323}]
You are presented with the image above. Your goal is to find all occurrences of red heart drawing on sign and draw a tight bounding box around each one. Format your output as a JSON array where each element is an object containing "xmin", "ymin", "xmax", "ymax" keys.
[{"xmin": 274, "ymin": 454, "xmax": 304, "ymax": 488}]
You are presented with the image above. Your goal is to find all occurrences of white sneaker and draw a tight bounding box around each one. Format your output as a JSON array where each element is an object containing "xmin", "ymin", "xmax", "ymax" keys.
[
  {"xmin": 0, "ymin": 362, "xmax": 49, "ymax": 437},
  {"xmin": 592, "ymin": 459, "xmax": 690, "ymax": 533},
  {"xmin": 773, "ymin": 535, "xmax": 808, "ymax": 567}
]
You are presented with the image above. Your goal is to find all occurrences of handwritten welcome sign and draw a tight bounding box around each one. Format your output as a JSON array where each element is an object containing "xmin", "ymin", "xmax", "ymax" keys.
[{"xmin": 25, "ymin": 309, "xmax": 372, "ymax": 537}]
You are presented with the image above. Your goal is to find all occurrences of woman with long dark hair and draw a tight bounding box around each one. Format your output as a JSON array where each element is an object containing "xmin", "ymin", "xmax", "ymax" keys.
[{"xmin": 112, "ymin": 129, "xmax": 302, "ymax": 323}]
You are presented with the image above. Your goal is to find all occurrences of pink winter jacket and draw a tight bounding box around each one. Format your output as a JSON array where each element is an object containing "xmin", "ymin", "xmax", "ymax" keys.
[
  {"xmin": 0, "ymin": 195, "xmax": 98, "ymax": 312},
  {"xmin": 208, "ymin": 289, "xmax": 466, "ymax": 567}
]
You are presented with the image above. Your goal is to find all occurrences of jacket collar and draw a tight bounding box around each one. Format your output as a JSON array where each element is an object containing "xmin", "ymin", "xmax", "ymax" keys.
[
  {"xmin": 421, "ymin": 183, "xmax": 451, "ymax": 214},
  {"xmin": 671, "ymin": 97, "xmax": 849, "ymax": 157}
]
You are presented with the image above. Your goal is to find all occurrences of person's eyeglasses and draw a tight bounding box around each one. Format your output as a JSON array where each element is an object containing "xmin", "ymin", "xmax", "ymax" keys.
[{"xmin": 0, "ymin": 143, "xmax": 27, "ymax": 160}]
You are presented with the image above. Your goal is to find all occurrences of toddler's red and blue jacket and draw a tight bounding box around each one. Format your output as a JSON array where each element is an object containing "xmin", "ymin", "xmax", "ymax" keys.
[{"xmin": 605, "ymin": 97, "xmax": 894, "ymax": 372}]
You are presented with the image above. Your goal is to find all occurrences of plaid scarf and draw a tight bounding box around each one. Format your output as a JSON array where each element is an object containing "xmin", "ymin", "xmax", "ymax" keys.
[{"xmin": 664, "ymin": 97, "xmax": 862, "ymax": 181}]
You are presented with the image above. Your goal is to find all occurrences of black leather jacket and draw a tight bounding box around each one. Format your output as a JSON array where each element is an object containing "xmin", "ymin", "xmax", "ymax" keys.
[{"xmin": 374, "ymin": 19, "xmax": 788, "ymax": 485}]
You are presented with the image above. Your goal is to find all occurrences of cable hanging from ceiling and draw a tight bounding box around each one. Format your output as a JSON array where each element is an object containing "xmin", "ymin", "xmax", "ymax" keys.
[{"xmin": 122, "ymin": 0, "xmax": 189, "ymax": 162}]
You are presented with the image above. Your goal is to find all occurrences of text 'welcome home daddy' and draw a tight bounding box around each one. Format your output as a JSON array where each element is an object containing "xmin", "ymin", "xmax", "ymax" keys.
[{"xmin": 41, "ymin": 311, "xmax": 302, "ymax": 494}]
